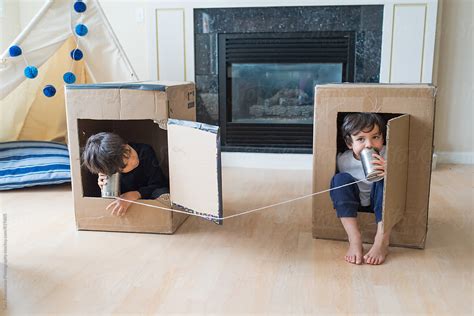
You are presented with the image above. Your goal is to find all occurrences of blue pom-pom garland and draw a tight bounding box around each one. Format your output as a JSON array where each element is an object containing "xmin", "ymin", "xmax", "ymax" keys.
[
  {"xmin": 24, "ymin": 66, "xmax": 38, "ymax": 79},
  {"xmin": 9, "ymin": 45, "xmax": 22, "ymax": 57},
  {"xmin": 63, "ymin": 72, "xmax": 77, "ymax": 84},
  {"xmin": 70, "ymin": 48, "xmax": 83, "ymax": 61},
  {"xmin": 74, "ymin": 1, "xmax": 87, "ymax": 13},
  {"xmin": 75, "ymin": 24, "xmax": 88, "ymax": 36},
  {"xmin": 43, "ymin": 85, "xmax": 56, "ymax": 97}
]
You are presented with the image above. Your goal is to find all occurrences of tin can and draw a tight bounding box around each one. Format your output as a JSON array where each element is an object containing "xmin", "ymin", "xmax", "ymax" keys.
[
  {"xmin": 360, "ymin": 148, "xmax": 384, "ymax": 182},
  {"xmin": 101, "ymin": 173, "xmax": 121, "ymax": 198}
]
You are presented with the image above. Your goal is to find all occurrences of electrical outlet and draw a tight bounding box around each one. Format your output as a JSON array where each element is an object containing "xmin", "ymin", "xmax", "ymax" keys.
[{"xmin": 136, "ymin": 7, "xmax": 144, "ymax": 23}]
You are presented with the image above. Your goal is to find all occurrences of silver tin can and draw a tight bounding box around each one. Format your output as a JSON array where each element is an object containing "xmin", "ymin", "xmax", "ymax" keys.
[
  {"xmin": 360, "ymin": 148, "xmax": 384, "ymax": 182},
  {"xmin": 101, "ymin": 173, "xmax": 121, "ymax": 198}
]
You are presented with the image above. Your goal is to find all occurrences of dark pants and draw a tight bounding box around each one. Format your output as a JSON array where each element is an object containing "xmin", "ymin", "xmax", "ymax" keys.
[
  {"xmin": 329, "ymin": 172, "xmax": 384, "ymax": 223},
  {"xmin": 150, "ymin": 187, "xmax": 169, "ymax": 199}
]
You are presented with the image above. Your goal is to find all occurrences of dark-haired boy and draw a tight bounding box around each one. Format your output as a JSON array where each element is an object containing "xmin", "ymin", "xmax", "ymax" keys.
[
  {"xmin": 82, "ymin": 132, "xmax": 169, "ymax": 217},
  {"xmin": 330, "ymin": 113, "xmax": 389, "ymax": 265}
]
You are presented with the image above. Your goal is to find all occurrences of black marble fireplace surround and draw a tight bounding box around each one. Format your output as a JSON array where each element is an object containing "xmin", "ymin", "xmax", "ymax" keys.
[{"xmin": 194, "ymin": 5, "xmax": 383, "ymax": 153}]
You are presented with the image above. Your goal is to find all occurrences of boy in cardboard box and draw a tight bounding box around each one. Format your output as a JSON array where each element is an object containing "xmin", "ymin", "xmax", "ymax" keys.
[
  {"xmin": 82, "ymin": 132, "xmax": 169, "ymax": 217},
  {"xmin": 330, "ymin": 113, "xmax": 390, "ymax": 265}
]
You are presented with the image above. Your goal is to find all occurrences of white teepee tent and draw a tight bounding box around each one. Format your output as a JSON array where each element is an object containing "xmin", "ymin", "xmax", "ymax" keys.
[{"xmin": 0, "ymin": 0, "xmax": 138, "ymax": 143}]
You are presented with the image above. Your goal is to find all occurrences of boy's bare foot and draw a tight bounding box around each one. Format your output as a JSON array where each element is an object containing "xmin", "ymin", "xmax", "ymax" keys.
[
  {"xmin": 158, "ymin": 193, "xmax": 170, "ymax": 201},
  {"xmin": 345, "ymin": 238, "xmax": 363, "ymax": 265},
  {"xmin": 156, "ymin": 193, "xmax": 171, "ymax": 206},
  {"xmin": 340, "ymin": 217, "xmax": 363, "ymax": 265},
  {"xmin": 364, "ymin": 241, "xmax": 389, "ymax": 265},
  {"xmin": 364, "ymin": 222, "xmax": 391, "ymax": 265}
]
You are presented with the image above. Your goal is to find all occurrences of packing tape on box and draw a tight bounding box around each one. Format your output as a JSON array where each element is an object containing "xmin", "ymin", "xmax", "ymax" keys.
[{"xmin": 83, "ymin": 175, "xmax": 380, "ymax": 222}]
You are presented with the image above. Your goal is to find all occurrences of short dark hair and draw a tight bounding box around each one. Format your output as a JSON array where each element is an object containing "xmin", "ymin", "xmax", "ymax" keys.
[
  {"xmin": 341, "ymin": 113, "xmax": 386, "ymax": 146},
  {"xmin": 81, "ymin": 132, "xmax": 130, "ymax": 175}
]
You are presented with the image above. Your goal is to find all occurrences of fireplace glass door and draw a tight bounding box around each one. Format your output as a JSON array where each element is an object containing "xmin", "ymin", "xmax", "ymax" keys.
[
  {"xmin": 218, "ymin": 32, "xmax": 354, "ymax": 152},
  {"xmin": 231, "ymin": 63, "xmax": 343, "ymax": 124}
]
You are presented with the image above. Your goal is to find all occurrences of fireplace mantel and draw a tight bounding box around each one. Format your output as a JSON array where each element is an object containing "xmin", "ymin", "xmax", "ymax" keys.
[
  {"xmin": 145, "ymin": 0, "xmax": 438, "ymax": 165},
  {"xmin": 146, "ymin": 0, "xmax": 438, "ymax": 84}
]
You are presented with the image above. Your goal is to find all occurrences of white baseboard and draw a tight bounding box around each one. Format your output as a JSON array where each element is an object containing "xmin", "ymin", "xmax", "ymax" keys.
[
  {"xmin": 436, "ymin": 151, "xmax": 474, "ymax": 165},
  {"xmin": 222, "ymin": 152, "xmax": 313, "ymax": 170}
]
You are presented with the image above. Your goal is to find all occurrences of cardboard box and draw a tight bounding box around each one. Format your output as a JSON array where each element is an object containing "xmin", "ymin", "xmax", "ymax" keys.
[
  {"xmin": 65, "ymin": 82, "xmax": 223, "ymax": 234},
  {"xmin": 312, "ymin": 84, "xmax": 436, "ymax": 248}
]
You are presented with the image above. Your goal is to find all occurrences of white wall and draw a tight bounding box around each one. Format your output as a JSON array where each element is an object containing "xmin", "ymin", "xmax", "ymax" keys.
[
  {"xmin": 99, "ymin": 0, "xmax": 149, "ymax": 80},
  {"xmin": 5, "ymin": 0, "xmax": 472, "ymax": 164},
  {"xmin": 433, "ymin": 0, "xmax": 473, "ymax": 164}
]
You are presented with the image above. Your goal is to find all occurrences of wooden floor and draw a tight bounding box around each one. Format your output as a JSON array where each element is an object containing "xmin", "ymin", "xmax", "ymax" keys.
[{"xmin": 1, "ymin": 164, "xmax": 472, "ymax": 315}]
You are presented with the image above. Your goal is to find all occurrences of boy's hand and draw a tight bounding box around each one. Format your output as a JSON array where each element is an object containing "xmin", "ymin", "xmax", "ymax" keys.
[
  {"xmin": 372, "ymin": 153, "xmax": 386, "ymax": 177},
  {"xmin": 98, "ymin": 173, "xmax": 107, "ymax": 190},
  {"xmin": 106, "ymin": 191, "xmax": 141, "ymax": 217}
]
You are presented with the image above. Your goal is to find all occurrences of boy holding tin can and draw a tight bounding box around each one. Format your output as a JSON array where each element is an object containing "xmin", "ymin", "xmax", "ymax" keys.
[
  {"xmin": 329, "ymin": 113, "xmax": 389, "ymax": 265},
  {"xmin": 82, "ymin": 132, "xmax": 169, "ymax": 217}
]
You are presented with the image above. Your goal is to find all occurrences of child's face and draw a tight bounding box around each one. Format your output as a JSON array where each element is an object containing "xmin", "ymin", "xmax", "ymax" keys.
[
  {"xmin": 347, "ymin": 124, "xmax": 384, "ymax": 159},
  {"xmin": 121, "ymin": 145, "xmax": 139, "ymax": 173}
]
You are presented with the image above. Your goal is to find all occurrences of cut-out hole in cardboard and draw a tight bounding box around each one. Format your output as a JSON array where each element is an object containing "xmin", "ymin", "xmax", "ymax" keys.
[
  {"xmin": 77, "ymin": 119, "xmax": 168, "ymax": 198},
  {"xmin": 334, "ymin": 112, "xmax": 410, "ymax": 233}
]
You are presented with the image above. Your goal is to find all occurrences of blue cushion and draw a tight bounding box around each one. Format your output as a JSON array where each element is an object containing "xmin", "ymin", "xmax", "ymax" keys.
[{"xmin": 0, "ymin": 141, "xmax": 71, "ymax": 190}]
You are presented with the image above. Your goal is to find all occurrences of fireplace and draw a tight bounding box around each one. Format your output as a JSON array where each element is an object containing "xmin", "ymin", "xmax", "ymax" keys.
[
  {"xmin": 194, "ymin": 6, "xmax": 384, "ymax": 153},
  {"xmin": 218, "ymin": 32, "xmax": 354, "ymax": 152}
]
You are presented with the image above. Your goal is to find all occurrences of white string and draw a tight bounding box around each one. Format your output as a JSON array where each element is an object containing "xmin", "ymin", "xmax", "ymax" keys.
[
  {"xmin": 21, "ymin": 54, "xmax": 29, "ymax": 67},
  {"xmin": 102, "ymin": 175, "xmax": 380, "ymax": 222},
  {"xmin": 69, "ymin": 3, "xmax": 82, "ymax": 73}
]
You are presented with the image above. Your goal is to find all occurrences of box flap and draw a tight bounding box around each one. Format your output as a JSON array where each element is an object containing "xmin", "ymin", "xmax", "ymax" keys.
[
  {"xmin": 167, "ymin": 119, "xmax": 223, "ymax": 224},
  {"xmin": 382, "ymin": 114, "xmax": 410, "ymax": 232}
]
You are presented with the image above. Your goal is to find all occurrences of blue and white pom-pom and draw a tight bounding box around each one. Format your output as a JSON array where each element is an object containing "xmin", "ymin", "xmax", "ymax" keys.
[
  {"xmin": 74, "ymin": 1, "xmax": 87, "ymax": 13},
  {"xmin": 9, "ymin": 45, "xmax": 22, "ymax": 57},
  {"xmin": 24, "ymin": 66, "xmax": 38, "ymax": 79},
  {"xmin": 75, "ymin": 24, "xmax": 88, "ymax": 36},
  {"xmin": 63, "ymin": 72, "xmax": 77, "ymax": 84},
  {"xmin": 70, "ymin": 48, "xmax": 83, "ymax": 61},
  {"xmin": 43, "ymin": 85, "xmax": 56, "ymax": 97}
]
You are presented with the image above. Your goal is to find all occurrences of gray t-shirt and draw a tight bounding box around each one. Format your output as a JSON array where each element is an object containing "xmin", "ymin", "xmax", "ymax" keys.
[{"xmin": 336, "ymin": 146, "xmax": 386, "ymax": 206}]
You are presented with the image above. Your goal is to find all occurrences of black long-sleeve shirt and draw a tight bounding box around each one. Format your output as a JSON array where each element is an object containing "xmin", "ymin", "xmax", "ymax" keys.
[{"xmin": 120, "ymin": 143, "xmax": 169, "ymax": 199}]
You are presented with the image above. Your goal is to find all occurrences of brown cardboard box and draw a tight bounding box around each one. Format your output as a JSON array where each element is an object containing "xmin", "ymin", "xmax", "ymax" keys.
[
  {"xmin": 65, "ymin": 82, "xmax": 223, "ymax": 234},
  {"xmin": 312, "ymin": 84, "xmax": 436, "ymax": 248}
]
